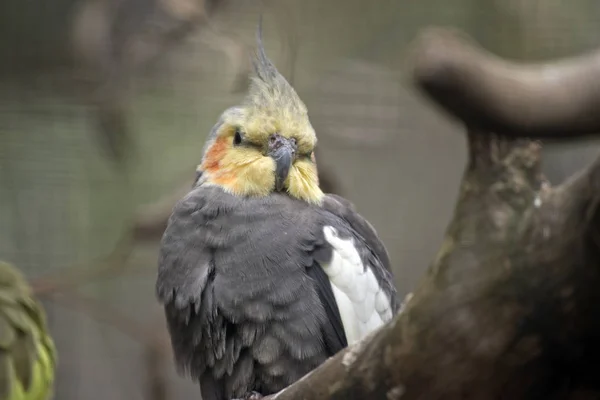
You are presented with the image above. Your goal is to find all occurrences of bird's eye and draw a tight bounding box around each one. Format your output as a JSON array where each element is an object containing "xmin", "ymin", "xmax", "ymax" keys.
[
  {"xmin": 233, "ymin": 128, "xmax": 243, "ymax": 145},
  {"xmin": 290, "ymin": 138, "xmax": 297, "ymax": 146}
]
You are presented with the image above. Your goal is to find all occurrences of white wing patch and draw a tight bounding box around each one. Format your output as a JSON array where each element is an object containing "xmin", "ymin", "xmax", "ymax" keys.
[{"xmin": 320, "ymin": 226, "xmax": 393, "ymax": 345}]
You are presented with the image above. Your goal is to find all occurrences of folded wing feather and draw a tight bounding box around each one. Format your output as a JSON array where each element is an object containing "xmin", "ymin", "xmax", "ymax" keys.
[{"xmin": 320, "ymin": 226, "xmax": 393, "ymax": 345}]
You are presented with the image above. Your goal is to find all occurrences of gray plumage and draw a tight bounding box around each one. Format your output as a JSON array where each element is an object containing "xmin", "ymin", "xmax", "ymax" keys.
[{"xmin": 156, "ymin": 185, "xmax": 398, "ymax": 399}]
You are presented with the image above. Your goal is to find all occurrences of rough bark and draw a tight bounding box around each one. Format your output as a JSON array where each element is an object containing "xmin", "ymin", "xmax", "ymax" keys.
[{"xmin": 258, "ymin": 28, "xmax": 600, "ymax": 400}]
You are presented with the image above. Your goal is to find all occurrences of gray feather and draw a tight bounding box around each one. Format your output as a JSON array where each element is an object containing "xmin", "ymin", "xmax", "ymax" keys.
[
  {"xmin": 156, "ymin": 185, "xmax": 398, "ymax": 399},
  {"xmin": 251, "ymin": 334, "xmax": 281, "ymax": 364}
]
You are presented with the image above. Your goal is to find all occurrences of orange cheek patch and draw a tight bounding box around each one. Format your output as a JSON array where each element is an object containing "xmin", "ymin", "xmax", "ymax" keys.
[
  {"xmin": 201, "ymin": 136, "xmax": 241, "ymax": 190},
  {"xmin": 202, "ymin": 136, "xmax": 230, "ymax": 173}
]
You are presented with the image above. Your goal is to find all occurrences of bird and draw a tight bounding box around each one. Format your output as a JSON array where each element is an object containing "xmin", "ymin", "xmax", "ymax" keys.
[
  {"xmin": 156, "ymin": 20, "xmax": 399, "ymax": 400},
  {"xmin": 0, "ymin": 261, "xmax": 57, "ymax": 400}
]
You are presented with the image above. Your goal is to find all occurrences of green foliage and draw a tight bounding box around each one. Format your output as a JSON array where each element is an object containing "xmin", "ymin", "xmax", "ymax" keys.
[{"xmin": 0, "ymin": 262, "xmax": 56, "ymax": 400}]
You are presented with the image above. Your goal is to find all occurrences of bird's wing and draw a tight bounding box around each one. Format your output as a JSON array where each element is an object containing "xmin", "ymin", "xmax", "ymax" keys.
[
  {"xmin": 312, "ymin": 194, "xmax": 399, "ymax": 346},
  {"xmin": 304, "ymin": 259, "xmax": 347, "ymax": 355},
  {"xmin": 323, "ymin": 194, "xmax": 392, "ymax": 274},
  {"xmin": 155, "ymin": 188, "xmax": 214, "ymax": 376},
  {"xmin": 156, "ymin": 188, "xmax": 235, "ymax": 400}
]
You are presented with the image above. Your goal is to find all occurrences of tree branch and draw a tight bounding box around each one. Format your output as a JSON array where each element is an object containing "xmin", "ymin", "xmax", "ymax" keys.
[
  {"xmin": 410, "ymin": 27, "xmax": 600, "ymax": 139},
  {"xmin": 256, "ymin": 28, "xmax": 600, "ymax": 400}
]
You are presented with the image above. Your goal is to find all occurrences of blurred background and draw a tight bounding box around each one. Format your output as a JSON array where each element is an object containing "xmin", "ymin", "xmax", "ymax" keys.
[{"xmin": 1, "ymin": 0, "xmax": 600, "ymax": 398}]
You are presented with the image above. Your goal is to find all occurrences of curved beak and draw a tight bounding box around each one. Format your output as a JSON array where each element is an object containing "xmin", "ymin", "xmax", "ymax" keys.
[{"xmin": 268, "ymin": 134, "xmax": 297, "ymax": 192}]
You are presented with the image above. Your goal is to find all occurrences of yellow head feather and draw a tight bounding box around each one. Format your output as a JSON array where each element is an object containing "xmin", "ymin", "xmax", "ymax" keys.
[{"xmin": 200, "ymin": 19, "xmax": 323, "ymax": 204}]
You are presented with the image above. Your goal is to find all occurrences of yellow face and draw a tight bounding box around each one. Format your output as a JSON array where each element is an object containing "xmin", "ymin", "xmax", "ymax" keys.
[{"xmin": 200, "ymin": 107, "xmax": 323, "ymax": 204}]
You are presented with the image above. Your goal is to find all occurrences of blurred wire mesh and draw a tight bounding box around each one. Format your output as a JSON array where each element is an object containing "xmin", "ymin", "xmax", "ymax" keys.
[{"xmin": 1, "ymin": 0, "xmax": 600, "ymax": 398}]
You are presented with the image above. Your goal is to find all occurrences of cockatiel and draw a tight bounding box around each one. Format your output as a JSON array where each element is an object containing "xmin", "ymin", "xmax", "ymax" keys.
[
  {"xmin": 156, "ymin": 22, "xmax": 399, "ymax": 400},
  {"xmin": 0, "ymin": 262, "xmax": 57, "ymax": 400}
]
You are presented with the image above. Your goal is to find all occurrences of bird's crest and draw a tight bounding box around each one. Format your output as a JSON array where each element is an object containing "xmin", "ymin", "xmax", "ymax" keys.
[
  {"xmin": 200, "ymin": 17, "xmax": 321, "ymax": 204},
  {"xmin": 244, "ymin": 17, "xmax": 308, "ymax": 120}
]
